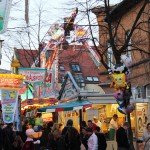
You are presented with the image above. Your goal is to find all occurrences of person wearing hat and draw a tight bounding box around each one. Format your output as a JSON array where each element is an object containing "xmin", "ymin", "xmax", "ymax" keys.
[
  {"xmin": 108, "ymin": 114, "xmax": 118, "ymax": 140},
  {"xmin": 93, "ymin": 116, "xmax": 102, "ymax": 129}
]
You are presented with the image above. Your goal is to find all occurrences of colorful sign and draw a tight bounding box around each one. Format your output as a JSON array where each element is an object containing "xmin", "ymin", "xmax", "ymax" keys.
[
  {"xmin": 74, "ymin": 26, "xmax": 87, "ymax": 41},
  {"xmin": 18, "ymin": 68, "xmax": 46, "ymax": 83},
  {"xmin": 1, "ymin": 89, "xmax": 18, "ymax": 123},
  {"xmin": 0, "ymin": 74, "xmax": 25, "ymax": 88},
  {"xmin": 0, "ymin": 0, "xmax": 12, "ymax": 33},
  {"xmin": 18, "ymin": 68, "xmax": 56, "ymax": 99},
  {"xmin": 136, "ymin": 103, "xmax": 148, "ymax": 137},
  {"xmin": 59, "ymin": 72, "xmax": 79, "ymax": 101},
  {"xmin": 48, "ymin": 23, "xmax": 64, "ymax": 40}
]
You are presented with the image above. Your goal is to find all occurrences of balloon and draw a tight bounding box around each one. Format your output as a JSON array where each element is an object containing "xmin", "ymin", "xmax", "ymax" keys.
[
  {"xmin": 113, "ymin": 90, "xmax": 123, "ymax": 100},
  {"xmin": 108, "ymin": 64, "xmax": 129, "ymax": 74},
  {"xmin": 117, "ymin": 103, "xmax": 135, "ymax": 114},
  {"xmin": 118, "ymin": 107, "xmax": 126, "ymax": 114},
  {"xmin": 110, "ymin": 73, "xmax": 127, "ymax": 90},
  {"xmin": 125, "ymin": 103, "xmax": 135, "ymax": 113},
  {"xmin": 121, "ymin": 55, "xmax": 132, "ymax": 67}
]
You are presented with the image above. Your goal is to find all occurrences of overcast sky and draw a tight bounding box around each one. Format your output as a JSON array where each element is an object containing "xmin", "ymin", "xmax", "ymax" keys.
[{"xmin": 0, "ymin": 0, "xmax": 121, "ymax": 70}]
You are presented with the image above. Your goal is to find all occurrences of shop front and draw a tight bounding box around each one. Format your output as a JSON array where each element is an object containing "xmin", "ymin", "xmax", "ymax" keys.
[{"xmin": 83, "ymin": 95, "xmax": 149, "ymax": 139}]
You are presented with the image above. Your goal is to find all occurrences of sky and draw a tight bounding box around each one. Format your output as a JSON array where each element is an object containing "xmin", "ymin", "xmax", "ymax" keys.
[{"xmin": 0, "ymin": 0, "xmax": 121, "ymax": 70}]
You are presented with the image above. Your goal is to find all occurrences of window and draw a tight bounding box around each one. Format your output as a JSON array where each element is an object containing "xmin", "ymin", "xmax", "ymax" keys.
[
  {"xmin": 107, "ymin": 42, "xmax": 113, "ymax": 68},
  {"xmin": 59, "ymin": 65, "xmax": 65, "ymax": 71},
  {"xmin": 136, "ymin": 87, "xmax": 143, "ymax": 99},
  {"xmin": 87, "ymin": 76, "xmax": 99, "ymax": 82},
  {"xmin": 146, "ymin": 84, "xmax": 150, "ymax": 97},
  {"xmin": 70, "ymin": 64, "xmax": 81, "ymax": 72},
  {"xmin": 126, "ymin": 30, "xmax": 132, "ymax": 59},
  {"xmin": 73, "ymin": 74, "xmax": 85, "ymax": 87}
]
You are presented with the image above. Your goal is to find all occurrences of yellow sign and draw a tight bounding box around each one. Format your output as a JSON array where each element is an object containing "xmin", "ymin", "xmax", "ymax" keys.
[{"xmin": 0, "ymin": 74, "xmax": 25, "ymax": 89}]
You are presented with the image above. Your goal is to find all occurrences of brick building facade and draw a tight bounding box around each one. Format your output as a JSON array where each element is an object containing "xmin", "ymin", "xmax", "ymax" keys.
[{"xmin": 92, "ymin": 0, "xmax": 150, "ymax": 99}]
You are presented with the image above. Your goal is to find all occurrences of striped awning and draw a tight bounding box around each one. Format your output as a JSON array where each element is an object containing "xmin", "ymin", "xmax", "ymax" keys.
[{"xmin": 38, "ymin": 100, "xmax": 92, "ymax": 112}]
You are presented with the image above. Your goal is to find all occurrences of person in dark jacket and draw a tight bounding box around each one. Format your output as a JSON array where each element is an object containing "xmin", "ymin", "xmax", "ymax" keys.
[
  {"xmin": 2, "ymin": 123, "xmax": 16, "ymax": 150},
  {"xmin": 0, "ymin": 125, "xmax": 3, "ymax": 150},
  {"xmin": 65, "ymin": 127, "xmax": 81, "ymax": 150},
  {"xmin": 95, "ymin": 126, "xmax": 107, "ymax": 150},
  {"xmin": 61, "ymin": 119, "xmax": 73, "ymax": 135},
  {"xmin": 46, "ymin": 129, "xmax": 66, "ymax": 150},
  {"xmin": 116, "ymin": 122, "xmax": 130, "ymax": 150},
  {"xmin": 80, "ymin": 127, "xmax": 88, "ymax": 149}
]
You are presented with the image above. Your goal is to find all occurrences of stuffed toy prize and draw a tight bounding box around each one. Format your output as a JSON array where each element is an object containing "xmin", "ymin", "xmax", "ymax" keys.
[
  {"xmin": 113, "ymin": 90, "xmax": 123, "ymax": 100},
  {"xmin": 110, "ymin": 73, "xmax": 127, "ymax": 90},
  {"xmin": 108, "ymin": 64, "xmax": 129, "ymax": 74},
  {"xmin": 121, "ymin": 54, "xmax": 132, "ymax": 67}
]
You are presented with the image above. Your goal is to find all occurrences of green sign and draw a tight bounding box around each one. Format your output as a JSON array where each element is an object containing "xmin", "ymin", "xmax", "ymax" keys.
[{"xmin": 0, "ymin": 0, "xmax": 12, "ymax": 33}]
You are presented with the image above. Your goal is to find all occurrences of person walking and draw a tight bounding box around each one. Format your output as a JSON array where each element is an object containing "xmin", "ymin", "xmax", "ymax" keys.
[
  {"xmin": 46, "ymin": 129, "xmax": 67, "ymax": 150},
  {"xmin": 2, "ymin": 123, "xmax": 16, "ymax": 150},
  {"xmin": 86, "ymin": 127, "xmax": 98, "ymax": 150},
  {"xmin": 94, "ymin": 126, "xmax": 107, "ymax": 150},
  {"xmin": 65, "ymin": 127, "xmax": 81, "ymax": 150},
  {"xmin": 109, "ymin": 114, "xmax": 118, "ymax": 140},
  {"xmin": 61, "ymin": 119, "xmax": 73, "ymax": 135},
  {"xmin": 116, "ymin": 122, "xmax": 130, "ymax": 150},
  {"xmin": 142, "ymin": 122, "xmax": 150, "ymax": 150},
  {"xmin": 80, "ymin": 127, "xmax": 88, "ymax": 150}
]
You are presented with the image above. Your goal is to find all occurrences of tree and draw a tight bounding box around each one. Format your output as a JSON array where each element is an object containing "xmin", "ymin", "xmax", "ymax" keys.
[
  {"xmin": 2, "ymin": 0, "xmax": 64, "ymax": 68},
  {"xmin": 65, "ymin": 0, "xmax": 150, "ymax": 149}
]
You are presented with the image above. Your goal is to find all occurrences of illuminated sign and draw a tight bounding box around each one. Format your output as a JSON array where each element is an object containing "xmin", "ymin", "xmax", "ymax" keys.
[{"xmin": 0, "ymin": 74, "xmax": 25, "ymax": 89}]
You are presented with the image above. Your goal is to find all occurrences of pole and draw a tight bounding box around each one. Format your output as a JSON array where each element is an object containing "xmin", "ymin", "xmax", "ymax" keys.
[
  {"xmin": 78, "ymin": 95, "xmax": 82, "ymax": 133},
  {"xmin": 0, "ymin": 37, "xmax": 4, "ymax": 65},
  {"xmin": 11, "ymin": 48, "xmax": 21, "ymax": 131},
  {"xmin": 126, "ymin": 113, "xmax": 135, "ymax": 150}
]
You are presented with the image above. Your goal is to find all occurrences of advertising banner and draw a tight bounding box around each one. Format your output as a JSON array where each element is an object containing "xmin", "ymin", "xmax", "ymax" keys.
[
  {"xmin": 0, "ymin": 0, "xmax": 12, "ymax": 33},
  {"xmin": 136, "ymin": 103, "xmax": 148, "ymax": 137},
  {"xmin": 18, "ymin": 68, "xmax": 46, "ymax": 83},
  {"xmin": 18, "ymin": 68, "xmax": 55, "ymax": 99},
  {"xmin": 1, "ymin": 89, "xmax": 18, "ymax": 123}
]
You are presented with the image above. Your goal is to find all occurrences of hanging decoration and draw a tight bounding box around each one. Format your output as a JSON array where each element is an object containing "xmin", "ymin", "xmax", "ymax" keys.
[
  {"xmin": 109, "ymin": 54, "xmax": 134, "ymax": 114},
  {"xmin": 0, "ymin": 74, "xmax": 25, "ymax": 123}
]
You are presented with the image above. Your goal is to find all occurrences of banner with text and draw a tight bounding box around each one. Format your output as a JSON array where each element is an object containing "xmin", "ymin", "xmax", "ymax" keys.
[{"xmin": 1, "ymin": 89, "xmax": 18, "ymax": 123}]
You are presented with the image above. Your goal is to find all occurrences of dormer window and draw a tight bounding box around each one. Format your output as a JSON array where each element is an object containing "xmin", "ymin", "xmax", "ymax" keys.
[
  {"xmin": 70, "ymin": 64, "xmax": 81, "ymax": 72},
  {"xmin": 59, "ymin": 65, "xmax": 65, "ymax": 71}
]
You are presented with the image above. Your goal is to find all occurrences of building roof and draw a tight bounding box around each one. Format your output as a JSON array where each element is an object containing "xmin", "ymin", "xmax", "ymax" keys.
[
  {"xmin": 17, "ymin": 44, "xmax": 101, "ymax": 83},
  {"xmin": 0, "ymin": 69, "xmax": 11, "ymax": 73},
  {"xmin": 16, "ymin": 49, "xmax": 38, "ymax": 67},
  {"xmin": 92, "ymin": 0, "xmax": 142, "ymax": 21},
  {"xmin": 105, "ymin": 0, "xmax": 142, "ymax": 22}
]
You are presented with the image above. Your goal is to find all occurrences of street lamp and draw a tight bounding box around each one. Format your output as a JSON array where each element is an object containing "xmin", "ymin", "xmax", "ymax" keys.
[{"xmin": 0, "ymin": 38, "xmax": 4, "ymax": 65}]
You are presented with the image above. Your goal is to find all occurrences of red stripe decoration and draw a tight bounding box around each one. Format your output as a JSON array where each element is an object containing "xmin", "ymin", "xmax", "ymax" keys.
[
  {"xmin": 55, "ymin": 108, "xmax": 64, "ymax": 112},
  {"xmin": 83, "ymin": 104, "xmax": 92, "ymax": 109}
]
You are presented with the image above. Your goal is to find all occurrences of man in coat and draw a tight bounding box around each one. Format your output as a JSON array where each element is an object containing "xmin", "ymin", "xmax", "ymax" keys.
[
  {"xmin": 116, "ymin": 122, "xmax": 130, "ymax": 150},
  {"xmin": 94, "ymin": 126, "xmax": 107, "ymax": 150}
]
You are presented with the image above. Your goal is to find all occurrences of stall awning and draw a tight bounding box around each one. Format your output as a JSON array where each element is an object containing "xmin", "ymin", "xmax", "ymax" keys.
[{"xmin": 38, "ymin": 100, "xmax": 92, "ymax": 112}]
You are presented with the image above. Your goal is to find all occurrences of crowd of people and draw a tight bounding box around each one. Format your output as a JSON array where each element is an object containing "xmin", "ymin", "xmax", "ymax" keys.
[
  {"xmin": 0, "ymin": 113, "xmax": 107, "ymax": 150},
  {"xmin": 0, "ymin": 112, "xmax": 150, "ymax": 150}
]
